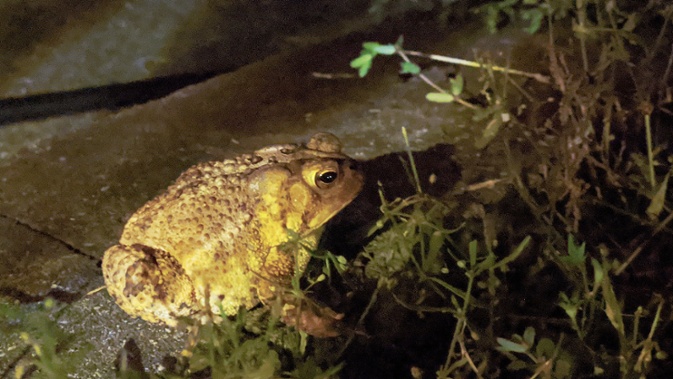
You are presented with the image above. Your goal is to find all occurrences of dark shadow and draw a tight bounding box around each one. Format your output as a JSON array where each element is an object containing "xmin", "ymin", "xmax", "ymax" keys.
[
  {"xmin": 314, "ymin": 144, "xmax": 461, "ymax": 379},
  {"xmin": 0, "ymin": 71, "xmax": 218, "ymax": 125},
  {"xmin": 324, "ymin": 143, "xmax": 461, "ymax": 256}
]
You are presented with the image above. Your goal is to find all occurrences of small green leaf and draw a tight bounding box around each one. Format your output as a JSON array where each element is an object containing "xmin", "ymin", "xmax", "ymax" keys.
[
  {"xmin": 374, "ymin": 44, "xmax": 396, "ymax": 55},
  {"xmin": 426, "ymin": 92, "xmax": 455, "ymax": 103},
  {"xmin": 362, "ymin": 42, "xmax": 381, "ymax": 53},
  {"xmin": 536, "ymin": 338, "xmax": 556, "ymax": 357},
  {"xmin": 561, "ymin": 234, "xmax": 586, "ymax": 266},
  {"xmin": 506, "ymin": 360, "xmax": 528, "ymax": 371},
  {"xmin": 400, "ymin": 61, "xmax": 421, "ymax": 75},
  {"xmin": 647, "ymin": 172, "xmax": 669, "ymax": 219},
  {"xmin": 482, "ymin": 5, "xmax": 499, "ymax": 34},
  {"xmin": 449, "ymin": 75, "xmax": 464, "ymax": 96},
  {"xmin": 602, "ymin": 273, "xmax": 625, "ymax": 335},
  {"xmin": 490, "ymin": 236, "xmax": 530, "ymax": 272},
  {"xmin": 555, "ymin": 359, "xmax": 572, "ymax": 378},
  {"xmin": 622, "ymin": 13, "xmax": 639, "ymax": 32},
  {"xmin": 591, "ymin": 258, "xmax": 603, "ymax": 290},
  {"xmin": 350, "ymin": 53, "xmax": 372, "ymax": 68},
  {"xmin": 474, "ymin": 116, "xmax": 502, "ymax": 149},
  {"xmin": 496, "ymin": 337, "xmax": 529, "ymax": 353},
  {"xmin": 521, "ymin": 8, "xmax": 544, "ymax": 34},
  {"xmin": 331, "ymin": 254, "xmax": 347, "ymax": 273},
  {"xmin": 428, "ymin": 277, "xmax": 473, "ymax": 301},
  {"xmin": 429, "ymin": 230, "xmax": 444, "ymax": 256},
  {"xmin": 445, "ymin": 295, "xmax": 455, "ymax": 308},
  {"xmin": 523, "ymin": 326, "xmax": 536, "ymax": 346},
  {"xmin": 358, "ymin": 65, "xmax": 370, "ymax": 78},
  {"xmin": 468, "ymin": 240, "xmax": 477, "ymax": 267},
  {"xmin": 558, "ymin": 292, "xmax": 578, "ymax": 321}
]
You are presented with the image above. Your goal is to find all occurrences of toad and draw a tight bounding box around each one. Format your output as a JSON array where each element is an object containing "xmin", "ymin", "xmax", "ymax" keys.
[{"xmin": 102, "ymin": 133, "xmax": 363, "ymax": 333}]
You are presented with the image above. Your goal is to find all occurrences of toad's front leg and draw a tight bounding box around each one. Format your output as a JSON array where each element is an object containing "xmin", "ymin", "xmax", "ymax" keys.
[{"xmin": 102, "ymin": 243, "xmax": 197, "ymax": 326}]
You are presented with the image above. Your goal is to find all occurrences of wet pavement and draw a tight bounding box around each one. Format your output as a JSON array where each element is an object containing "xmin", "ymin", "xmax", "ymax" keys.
[{"xmin": 0, "ymin": 2, "xmax": 541, "ymax": 376}]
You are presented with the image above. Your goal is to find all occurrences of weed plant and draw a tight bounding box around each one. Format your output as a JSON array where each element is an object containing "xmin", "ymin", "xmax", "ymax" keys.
[{"xmin": 347, "ymin": 0, "xmax": 673, "ymax": 377}]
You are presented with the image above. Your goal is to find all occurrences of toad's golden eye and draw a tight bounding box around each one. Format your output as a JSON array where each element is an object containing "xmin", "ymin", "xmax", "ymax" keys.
[{"xmin": 315, "ymin": 170, "xmax": 338, "ymax": 188}]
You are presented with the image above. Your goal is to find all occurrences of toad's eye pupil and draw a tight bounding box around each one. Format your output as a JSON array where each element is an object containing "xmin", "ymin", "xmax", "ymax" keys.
[{"xmin": 318, "ymin": 171, "xmax": 337, "ymax": 184}]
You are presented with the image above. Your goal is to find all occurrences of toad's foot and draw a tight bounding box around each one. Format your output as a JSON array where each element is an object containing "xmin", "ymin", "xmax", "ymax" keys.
[
  {"xmin": 281, "ymin": 298, "xmax": 345, "ymax": 338},
  {"xmin": 103, "ymin": 243, "xmax": 198, "ymax": 326}
]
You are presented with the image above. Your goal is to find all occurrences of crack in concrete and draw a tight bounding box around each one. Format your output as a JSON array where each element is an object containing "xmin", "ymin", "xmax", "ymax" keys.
[{"xmin": 0, "ymin": 213, "xmax": 100, "ymax": 262}]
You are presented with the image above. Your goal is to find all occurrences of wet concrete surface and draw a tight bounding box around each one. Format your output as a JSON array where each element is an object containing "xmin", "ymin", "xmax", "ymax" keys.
[
  {"xmin": 0, "ymin": 0, "xmax": 374, "ymax": 97},
  {"xmin": 0, "ymin": 5, "xmax": 543, "ymax": 377}
]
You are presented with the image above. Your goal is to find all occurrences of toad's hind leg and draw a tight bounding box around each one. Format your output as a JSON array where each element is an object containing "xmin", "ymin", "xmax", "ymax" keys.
[{"xmin": 102, "ymin": 244, "xmax": 197, "ymax": 326}]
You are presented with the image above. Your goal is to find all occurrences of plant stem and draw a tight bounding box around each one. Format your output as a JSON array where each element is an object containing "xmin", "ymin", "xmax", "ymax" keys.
[
  {"xmin": 440, "ymin": 263, "xmax": 475, "ymax": 373},
  {"xmin": 576, "ymin": 0, "xmax": 590, "ymax": 73},
  {"xmin": 645, "ymin": 113, "xmax": 656, "ymax": 189},
  {"xmin": 662, "ymin": 43, "xmax": 673, "ymax": 94},
  {"xmin": 402, "ymin": 127, "xmax": 423, "ymax": 194},
  {"xmin": 615, "ymin": 206, "xmax": 673, "ymax": 275}
]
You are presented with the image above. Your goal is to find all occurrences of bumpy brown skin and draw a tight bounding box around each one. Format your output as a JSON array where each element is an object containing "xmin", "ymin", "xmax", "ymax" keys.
[{"xmin": 102, "ymin": 133, "xmax": 363, "ymax": 327}]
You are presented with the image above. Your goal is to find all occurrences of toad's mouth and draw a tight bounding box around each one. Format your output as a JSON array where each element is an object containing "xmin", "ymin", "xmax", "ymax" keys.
[
  {"xmin": 304, "ymin": 191, "xmax": 360, "ymax": 232},
  {"xmin": 305, "ymin": 207, "xmax": 344, "ymax": 233}
]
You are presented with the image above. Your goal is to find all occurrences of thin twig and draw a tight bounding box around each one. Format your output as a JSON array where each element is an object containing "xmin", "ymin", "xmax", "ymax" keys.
[
  {"xmin": 311, "ymin": 72, "xmax": 356, "ymax": 79},
  {"xmin": 661, "ymin": 43, "xmax": 673, "ymax": 95},
  {"xmin": 465, "ymin": 178, "xmax": 506, "ymax": 192},
  {"xmin": 507, "ymin": 76, "xmax": 535, "ymax": 103},
  {"xmin": 644, "ymin": 113, "xmax": 656, "ymax": 189},
  {"xmin": 87, "ymin": 286, "xmax": 107, "ymax": 296},
  {"xmin": 402, "ymin": 127, "xmax": 422, "ymax": 194},
  {"xmin": 404, "ymin": 50, "xmax": 550, "ymax": 84},
  {"xmin": 649, "ymin": 13, "xmax": 670, "ymax": 61},
  {"xmin": 576, "ymin": 1, "xmax": 590, "ymax": 73},
  {"xmin": 616, "ymin": 208, "xmax": 673, "ymax": 275},
  {"xmin": 459, "ymin": 338, "xmax": 483, "ymax": 379},
  {"xmin": 337, "ymin": 285, "xmax": 380, "ymax": 359}
]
